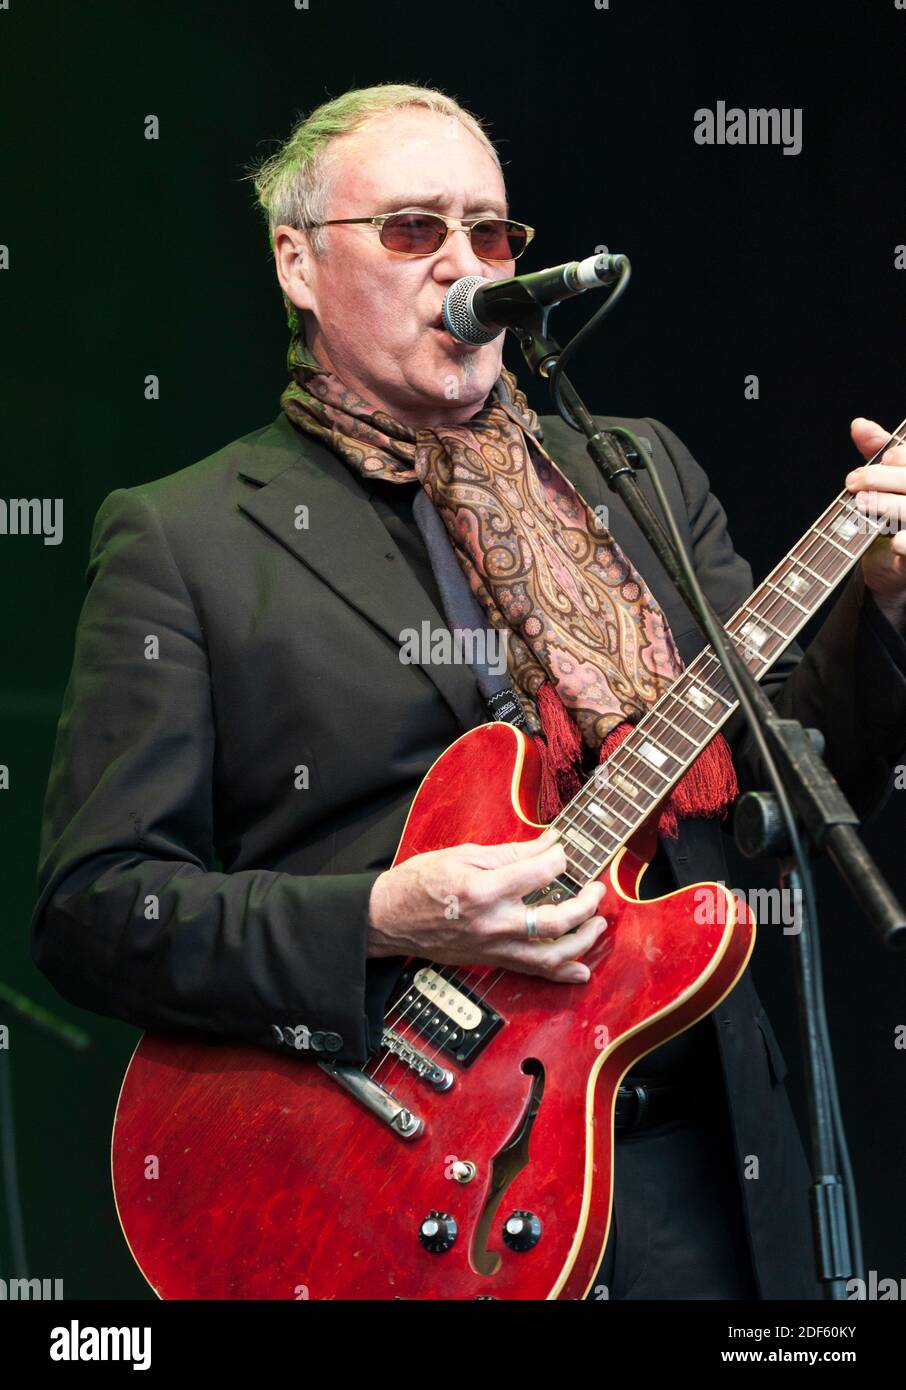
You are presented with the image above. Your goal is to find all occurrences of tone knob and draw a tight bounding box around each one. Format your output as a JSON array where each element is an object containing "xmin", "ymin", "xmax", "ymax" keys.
[
  {"xmin": 502, "ymin": 1210, "xmax": 542, "ymax": 1251},
  {"xmin": 419, "ymin": 1210, "xmax": 458, "ymax": 1253}
]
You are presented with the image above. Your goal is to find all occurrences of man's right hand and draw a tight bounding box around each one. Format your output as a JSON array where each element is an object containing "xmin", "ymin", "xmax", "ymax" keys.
[{"xmin": 366, "ymin": 827, "xmax": 608, "ymax": 983}]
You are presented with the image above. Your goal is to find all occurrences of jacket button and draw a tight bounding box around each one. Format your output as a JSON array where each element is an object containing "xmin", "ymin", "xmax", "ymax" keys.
[
  {"xmin": 323, "ymin": 1032, "xmax": 343, "ymax": 1052},
  {"xmin": 310, "ymin": 1031, "xmax": 326, "ymax": 1051}
]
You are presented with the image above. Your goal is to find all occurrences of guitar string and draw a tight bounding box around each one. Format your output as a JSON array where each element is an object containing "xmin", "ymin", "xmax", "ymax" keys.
[
  {"xmin": 370, "ymin": 484, "xmax": 888, "ymax": 1086},
  {"xmin": 368, "ymin": 500, "xmax": 876, "ymax": 1092},
  {"xmin": 368, "ymin": 466, "xmax": 900, "ymax": 1091},
  {"xmin": 366, "ymin": 424, "xmax": 905, "ymax": 1091}
]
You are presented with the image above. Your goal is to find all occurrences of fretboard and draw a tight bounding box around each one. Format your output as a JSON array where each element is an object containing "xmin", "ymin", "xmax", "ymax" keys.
[{"xmin": 544, "ymin": 431, "xmax": 905, "ymax": 891}]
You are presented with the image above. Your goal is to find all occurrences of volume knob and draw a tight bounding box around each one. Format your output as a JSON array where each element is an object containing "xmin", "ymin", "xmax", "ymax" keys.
[
  {"xmin": 502, "ymin": 1210, "xmax": 542, "ymax": 1251},
  {"xmin": 419, "ymin": 1210, "xmax": 458, "ymax": 1253}
]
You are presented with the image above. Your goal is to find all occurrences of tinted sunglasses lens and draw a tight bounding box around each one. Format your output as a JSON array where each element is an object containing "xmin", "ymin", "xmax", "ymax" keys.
[
  {"xmin": 380, "ymin": 213, "xmax": 447, "ymax": 254},
  {"xmin": 471, "ymin": 219, "xmax": 528, "ymax": 259}
]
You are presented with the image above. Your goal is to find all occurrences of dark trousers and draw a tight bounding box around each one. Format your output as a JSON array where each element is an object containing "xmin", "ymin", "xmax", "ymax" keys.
[{"xmin": 588, "ymin": 1103, "xmax": 760, "ymax": 1301}]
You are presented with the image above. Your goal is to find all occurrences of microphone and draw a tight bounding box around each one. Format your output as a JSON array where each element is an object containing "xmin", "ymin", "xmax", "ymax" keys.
[{"xmin": 441, "ymin": 251, "xmax": 626, "ymax": 346}]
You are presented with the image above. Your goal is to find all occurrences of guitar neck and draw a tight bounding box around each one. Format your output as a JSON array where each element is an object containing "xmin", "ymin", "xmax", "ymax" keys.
[{"xmin": 549, "ymin": 428, "xmax": 905, "ymax": 889}]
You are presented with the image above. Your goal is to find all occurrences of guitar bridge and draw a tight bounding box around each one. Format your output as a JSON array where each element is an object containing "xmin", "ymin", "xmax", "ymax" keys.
[
  {"xmin": 382, "ymin": 1027, "xmax": 454, "ymax": 1090},
  {"xmin": 318, "ymin": 1061, "xmax": 423, "ymax": 1139}
]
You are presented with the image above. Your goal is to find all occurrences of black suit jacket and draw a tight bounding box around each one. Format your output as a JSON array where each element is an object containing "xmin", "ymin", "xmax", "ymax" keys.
[{"xmin": 31, "ymin": 407, "xmax": 906, "ymax": 1299}]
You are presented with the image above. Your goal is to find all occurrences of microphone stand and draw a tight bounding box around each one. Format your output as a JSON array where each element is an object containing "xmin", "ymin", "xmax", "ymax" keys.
[{"xmin": 508, "ymin": 299, "xmax": 906, "ymax": 1301}]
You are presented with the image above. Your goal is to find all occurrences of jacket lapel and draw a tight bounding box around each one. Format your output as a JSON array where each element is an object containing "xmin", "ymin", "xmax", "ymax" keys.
[
  {"xmin": 235, "ymin": 410, "xmax": 718, "ymax": 734},
  {"xmin": 236, "ymin": 412, "xmax": 486, "ymax": 732}
]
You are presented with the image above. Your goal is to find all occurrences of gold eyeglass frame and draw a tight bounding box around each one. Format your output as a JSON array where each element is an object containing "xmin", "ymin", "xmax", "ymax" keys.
[{"xmin": 299, "ymin": 212, "xmax": 536, "ymax": 261}]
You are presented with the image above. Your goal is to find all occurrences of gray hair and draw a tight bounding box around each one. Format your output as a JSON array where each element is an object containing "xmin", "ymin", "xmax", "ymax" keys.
[{"xmin": 244, "ymin": 82, "xmax": 505, "ymax": 331}]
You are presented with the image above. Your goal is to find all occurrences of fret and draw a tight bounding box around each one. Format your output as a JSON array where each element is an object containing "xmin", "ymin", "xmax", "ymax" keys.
[
  {"xmin": 825, "ymin": 510, "xmax": 865, "ymax": 545},
  {"xmin": 561, "ymin": 850, "xmax": 602, "ymax": 885},
  {"xmin": 811, "ymin": 524, "xmax": 854, "ymax": 559},
  {"xmin": 536, "ymin": 410, "xmax": 906, "ymax": 895},
  {"xmin": 608, "ymin": 768, "xmax": 645, "ymax": 799},
  {"xmin": 764, "ymin": 575, "xmax": 809, "ymax": 616},
  {"xmin": 752, "ymin": 585, "xmax": 800, "ymax": 626},
  {"xmin": 572, "ymin": 783, "xmax": 630, "ymax": 822},
  {"xmin": 730, "ymin": 618, "xmax": 780, "ymax": 665},
  {"xmin": 679, "ymin": 699, "xmax": 718, "ymax": 731},
  {"xmin": 631, "ymin": 736, "xmax": 677, "ymax": 776},
  {"xmin": 737, "ymin": 606, "xmax": 787, "ymax": 641},
  {"xmin": 594, "ymin": 766, "xmax": 660, "ymax": 822},
  {"xmin": 581, "ymin": 795, "xmax": 635, "ymax": 832},
  {"xmin": 835, "ymin": 499, "xmax": 886, "ymax": 541},
  {"xmin": 685, "ymin": 674, "xmax": 732, "ymax": 713},
  {"xmin": 650, "ymin": 706, "xmax": 701, "ymax": 748},
  {"xmin": 565, "ymin": 790, "xmax": 626, "ymax": 842},
  {"xmin": 681, "ymin": 682, "xmax": 719, "ymax": 722},
  {"xmin": 697, "ymin": 652, "xmax": 736, "ymax": 697},
  {"xmin": 559, "ymin": 835, "xmax": 603, "ymax": 878},
  {"xmin": 560, "ymin": 823, "xmax": 599, "ymax": 858},
  {"xmin": 600, "ymin": 749, "xmax": 666, "ymax": 793},
  {"xmin": 582, "ymin": 781, "xmax": 657, "ymax": 835},
  {"xmin": 787, "ymin": 554, "xmax": 832, "ymax": 587},
  {"xmin": 584, "ymin": 769, "xmax": 652, "ymax": 827}
]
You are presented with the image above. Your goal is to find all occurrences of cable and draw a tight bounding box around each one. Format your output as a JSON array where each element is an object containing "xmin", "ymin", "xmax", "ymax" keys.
[
  {"xmin": 542, "ymin": 290, "xmax": 864, "ymax": 1289},
  {"xmin": 608, "ymin": 420, "xmax": 862, "ymax": 1288},
  {"xmin": 546, "ymin": 256, "xmax": 632, "ymax": 430}
]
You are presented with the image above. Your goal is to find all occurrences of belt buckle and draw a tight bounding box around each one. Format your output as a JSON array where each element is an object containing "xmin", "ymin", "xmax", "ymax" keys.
[{"xmin": 622, "ymin": 1081, "xmax": 650, "ymax": 1132}]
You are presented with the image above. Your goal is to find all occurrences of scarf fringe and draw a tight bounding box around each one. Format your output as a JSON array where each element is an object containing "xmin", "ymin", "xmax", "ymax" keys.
[
  {"xmin": 535, "ymin": 679, "xmax": 739, "ymax": 836},
  {"xmin": 536, "ymin": 680, "xmax": 585, "ymax": 821}
]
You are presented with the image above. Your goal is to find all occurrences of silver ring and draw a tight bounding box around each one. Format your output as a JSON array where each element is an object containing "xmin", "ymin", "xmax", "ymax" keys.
[{"xmin": 525, "ymin": 906, "xmax": 538, "ymax": 940}]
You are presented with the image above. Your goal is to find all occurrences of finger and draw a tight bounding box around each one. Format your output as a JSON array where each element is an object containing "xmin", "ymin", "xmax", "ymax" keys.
[
  {"xmin": 846, "ymin": 459, "xmax": 906, "ymax": 494},
  {"xmin": 850, "ymin": 417, "xmax": 898, "ymax": 463},
  {"xmin": 504, "ymin": 912, "xmax": 610, "ymax": 978},
  {"xmin": 462, "ymin": 826, "xmax": 561, "ymax": 871},
  {"xmin": 475, "ymin": 840, "xmax": 570, "ymax": 903},
  {"xmin": 850, "ymin": 490, "xmax": 906, "ymax": 529},
  {"xmin": 485, "ymin": 878, "xmax": 606, "ymax": 942}
]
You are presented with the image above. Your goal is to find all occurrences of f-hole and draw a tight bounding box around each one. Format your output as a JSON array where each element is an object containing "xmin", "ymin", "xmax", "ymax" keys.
[{"xmin": 471, "ymin": 1058, "xmax": 545, "ymax": 1276}]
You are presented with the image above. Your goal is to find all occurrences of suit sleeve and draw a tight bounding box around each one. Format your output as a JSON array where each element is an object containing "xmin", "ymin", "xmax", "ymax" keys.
[
  {"xmin": 644, "ymin": 417, "xmax": 906, "ymax": 822},
  {"xmin": 30, "ymin": 486, "xmax": 383, "ymax": 1065}
]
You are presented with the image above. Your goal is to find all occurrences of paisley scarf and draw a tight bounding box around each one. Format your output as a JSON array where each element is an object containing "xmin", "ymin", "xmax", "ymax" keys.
[{"xmin": 280, "ymin": 332, "xmax": 736, "ymax": 831}]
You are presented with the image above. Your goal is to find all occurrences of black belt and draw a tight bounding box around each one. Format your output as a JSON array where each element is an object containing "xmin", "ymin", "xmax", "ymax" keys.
[{"xmin": 614, "ymin": 1077, "xmax": 700, "ymax": 1133}]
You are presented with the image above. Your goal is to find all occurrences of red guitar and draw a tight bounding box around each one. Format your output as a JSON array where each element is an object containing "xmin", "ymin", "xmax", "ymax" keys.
[{"xmin": 111, "ymin": 475, "xmax": 889, "ymax": 1299}]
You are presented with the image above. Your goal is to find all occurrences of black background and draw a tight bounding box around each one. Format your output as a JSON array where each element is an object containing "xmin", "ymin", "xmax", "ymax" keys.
[{"xmin": 1, "ymin": 0, "xmax": 904, "ymax": 1297}]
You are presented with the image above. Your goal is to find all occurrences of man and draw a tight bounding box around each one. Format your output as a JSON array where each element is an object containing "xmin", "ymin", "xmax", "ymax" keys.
[{"xmin": 31, "ymin": 82, "xmax": 906, "ymax": 1300}]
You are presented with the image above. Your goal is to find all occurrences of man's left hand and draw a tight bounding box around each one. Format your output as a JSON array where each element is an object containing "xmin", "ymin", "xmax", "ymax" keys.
[{"xmin": 846, "ymin": 417, "xmax": 906, "ymax": 630}]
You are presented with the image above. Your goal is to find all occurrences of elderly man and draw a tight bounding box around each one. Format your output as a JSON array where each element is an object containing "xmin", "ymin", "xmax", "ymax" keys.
[{"xmin": 31, "ymin": 82, "xmax": 906, "ymax": 1301}]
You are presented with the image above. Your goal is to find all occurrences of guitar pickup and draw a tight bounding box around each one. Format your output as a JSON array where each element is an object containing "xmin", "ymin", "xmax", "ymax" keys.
[{"xmin": 395, "ymin": 964, "xmax": 504, "ymax": 1068}]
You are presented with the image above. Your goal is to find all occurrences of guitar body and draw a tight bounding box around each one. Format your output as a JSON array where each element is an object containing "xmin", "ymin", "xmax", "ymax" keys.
[{"xmin": 112, "ymin": 721, "xmax": 754, "ymax": 1300}]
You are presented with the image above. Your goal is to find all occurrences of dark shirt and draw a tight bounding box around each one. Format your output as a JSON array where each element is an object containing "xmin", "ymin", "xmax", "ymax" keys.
[
  {"xmin": 361, "ymin": 474, "xmax": 447, "ymax": 615},
  {"xmin": 361, "ymin": 472, "xmax": 715, "ymax": 1081}
]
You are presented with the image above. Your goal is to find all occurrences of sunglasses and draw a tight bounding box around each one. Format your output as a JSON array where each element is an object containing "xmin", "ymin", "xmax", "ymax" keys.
[{"xmin": 300, "ymin": 211, "xmax": 535, "ymax": 261}]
